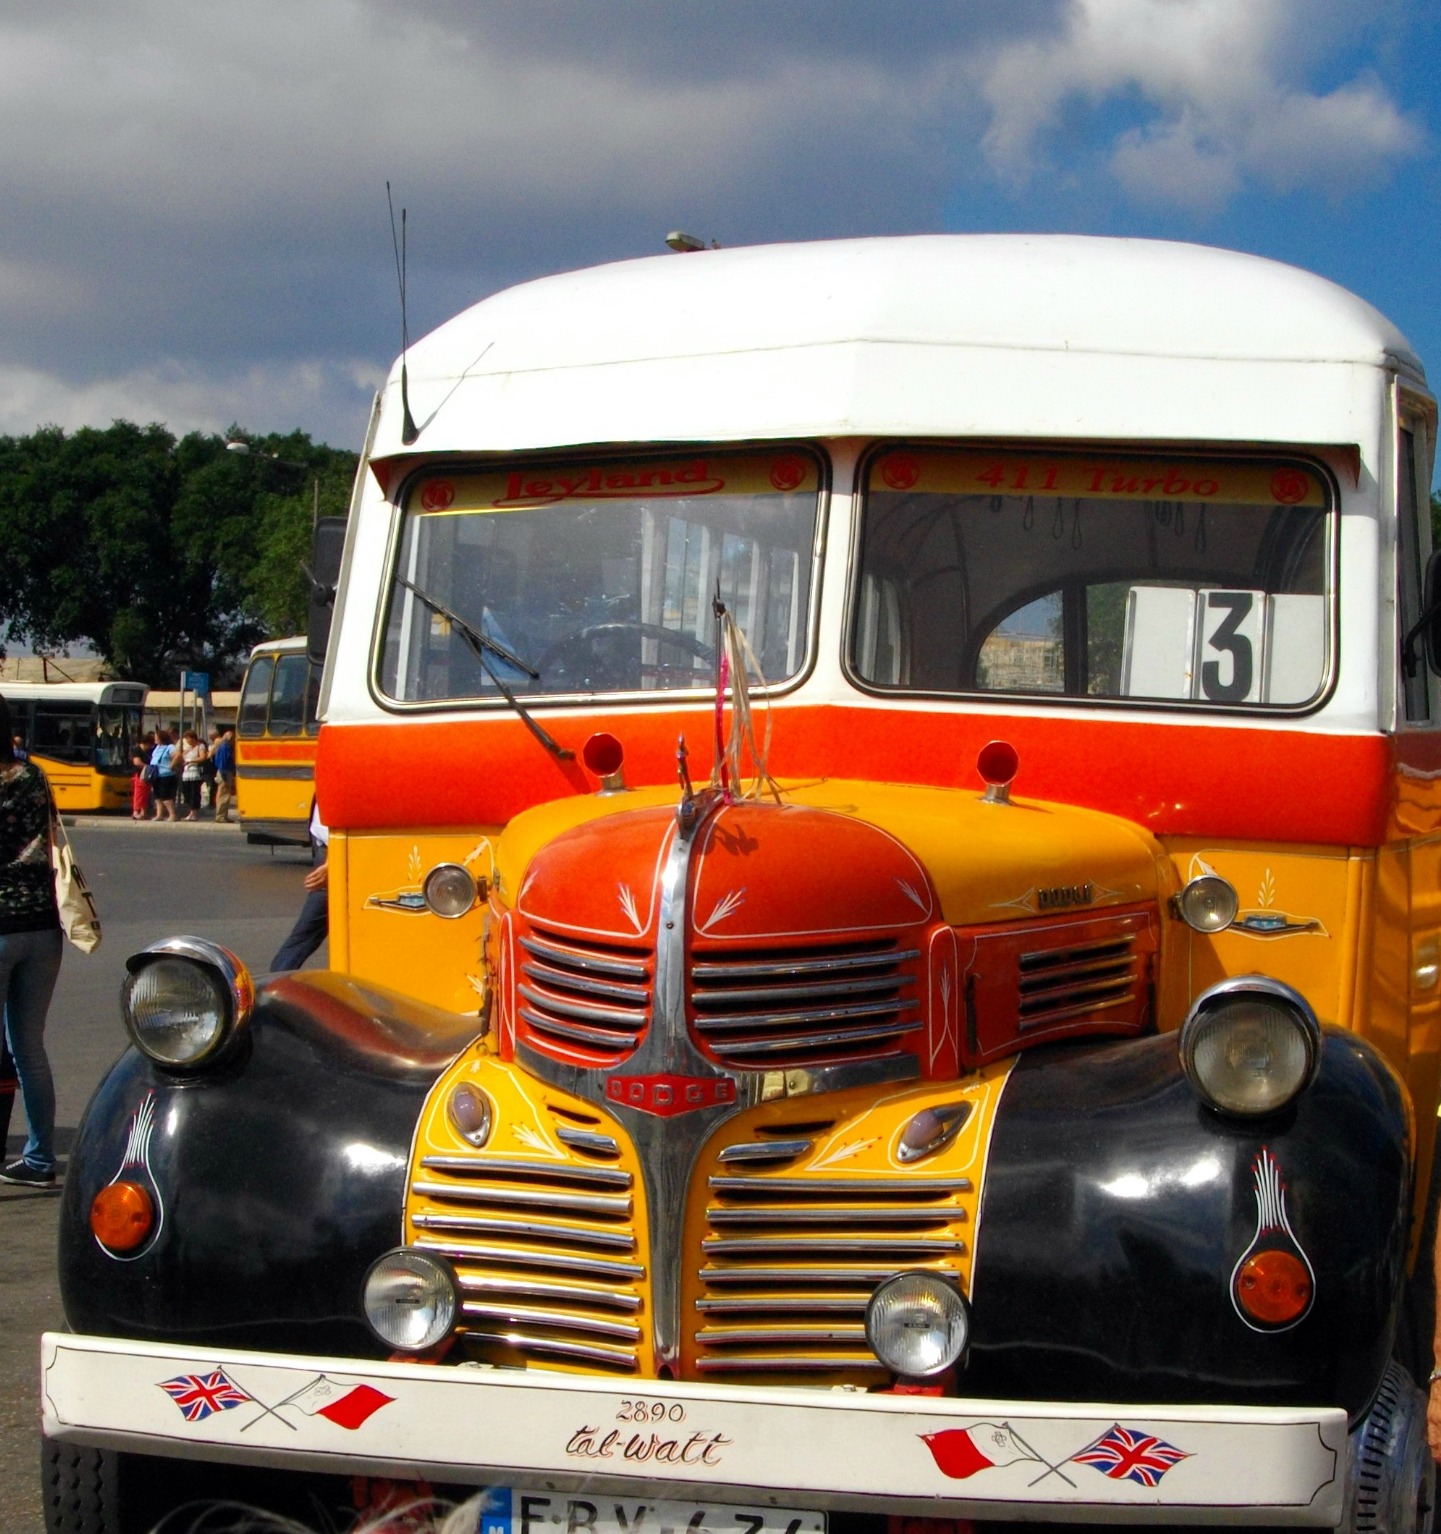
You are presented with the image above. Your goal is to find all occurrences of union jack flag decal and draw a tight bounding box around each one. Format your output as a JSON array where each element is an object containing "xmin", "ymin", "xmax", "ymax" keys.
[
  {"xmin": 1072, "ymin": 1424, "xmax": 1190, "ymax": 1487},
  {"xmin": 158, "ymin": 1369, "xmax": 252, "ymax": 1422}
]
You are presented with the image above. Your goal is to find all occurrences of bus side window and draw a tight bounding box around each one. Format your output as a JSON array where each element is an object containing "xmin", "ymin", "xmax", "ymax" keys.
[
  {"xmin": 1399, "ymin": 424, "xmax": 1431, "ymax": 722},
  {"xmin": 31, "ymin": 705, "xmax": 91, "ymax": 765},
  {"xmin": 239, "ymin": 657, "xmax": 276, "ymax": 738},
  {"xmin": 268, "ymin": 655, "xmax": 310, "ymax": 737}
]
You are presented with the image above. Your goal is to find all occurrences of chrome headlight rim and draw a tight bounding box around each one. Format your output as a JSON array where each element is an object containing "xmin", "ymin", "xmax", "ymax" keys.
[
  {"xmin": 362, "ymin": 1247, "xmax": 459, "ymax": 1353},
  {"xmin": 1175, "ymin": 873, "xmax": 1239, "ymax": 933},
  {"xmin": 423, "ymin": 863, "xmax": 479, "ymax": 920},
  {"xmin": 121, "ymin": 935, "xmax": 254, "ymax": 1072},
  {"xmin": 1179, "ymin": 974, "xmax": 1321, "ymax": 1118},
  {"xmin": 864, "ymin": 1269, "xmax": 970, "ymax": 1378}
]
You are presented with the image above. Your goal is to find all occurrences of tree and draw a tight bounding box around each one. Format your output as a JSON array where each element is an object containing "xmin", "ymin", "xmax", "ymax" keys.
[{"xmin": 0, "ymin": 422, "xmax": 357, "ymax": 685}]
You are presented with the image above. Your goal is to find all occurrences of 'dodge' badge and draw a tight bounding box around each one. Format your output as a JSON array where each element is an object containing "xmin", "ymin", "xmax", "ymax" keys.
[{"xmin": 605, "ymin": 1074, "xmax": 737, "ymax": 1117}]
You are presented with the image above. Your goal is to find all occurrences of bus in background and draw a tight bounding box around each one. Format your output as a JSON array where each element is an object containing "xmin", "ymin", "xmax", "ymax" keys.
[
  {"xmin": 234, "ymin": 635, "xmax": 319, "ymax": 844},
  {"xmin": 1, "ymin": 680, "xmax": 147, "ymax": 813}
]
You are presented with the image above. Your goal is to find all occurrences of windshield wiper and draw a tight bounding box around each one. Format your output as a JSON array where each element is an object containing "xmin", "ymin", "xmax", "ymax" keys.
[{"xmin": 395, "ymin": 577, "xmax": 574, "ymax": 761}]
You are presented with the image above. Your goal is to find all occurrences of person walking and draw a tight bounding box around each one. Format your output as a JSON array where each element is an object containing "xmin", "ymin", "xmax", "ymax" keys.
[
  {"xmin": 271, "ymin": 803, "xmax": 330, "ymax": 971},
  {"xmin": 0, "ymin": 694, "xmax": 63, "ymax": 1187}
]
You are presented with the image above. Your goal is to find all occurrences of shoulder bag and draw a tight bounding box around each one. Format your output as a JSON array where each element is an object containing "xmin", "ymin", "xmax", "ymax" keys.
[{"xmin": 50, "ymin": 806, "xmax": 102, "ymax": 954}]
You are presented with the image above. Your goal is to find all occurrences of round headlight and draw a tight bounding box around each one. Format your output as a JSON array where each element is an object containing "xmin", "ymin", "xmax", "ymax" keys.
[
  {"xmin": 447, "ymin": 1083, "xmax": 493, "ymax": 1147},
  {"xmin": 864, "ymin": 1271, "xmax": 969, "ymax": 1377},
  {"xmin": 1176, "ymin": 875, "xmax": 1239, "ymax": 933},
  {"xmin": 121, "ymin": 938, "xmax": 252, "ymax": 1069},
  {"xmin": 363, "ymin": 1248, "xmax": 458, "ymax": 1352},
  {"xmin": 1180, "ymin": 978, "xmax": 1320, "ymax": 1116},
  {"xmin": 423, "ymin": 863, "xmax": 478, "ymax": 919}
]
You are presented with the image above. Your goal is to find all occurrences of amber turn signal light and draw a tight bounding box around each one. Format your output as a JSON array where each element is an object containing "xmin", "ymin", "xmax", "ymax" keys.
[
  {"xmin": 1234, "ymin": 1248, "xmax": 1312, "ymax": 1326},
  {"xmin": 90, "ymin": 1181, "xmax": 154, "ymax": 1252}
]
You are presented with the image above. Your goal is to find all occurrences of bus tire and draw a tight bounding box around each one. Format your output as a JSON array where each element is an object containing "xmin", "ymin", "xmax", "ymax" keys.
[{"xmin": 41, "ymin": 1439, "xmax": 121, "ymax": 1534}]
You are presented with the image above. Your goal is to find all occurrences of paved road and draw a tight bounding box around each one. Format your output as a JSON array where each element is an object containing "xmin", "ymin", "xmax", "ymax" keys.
[{"xmin": 1, "ymin": 818, "xmax": 322, "ymax": 1533}]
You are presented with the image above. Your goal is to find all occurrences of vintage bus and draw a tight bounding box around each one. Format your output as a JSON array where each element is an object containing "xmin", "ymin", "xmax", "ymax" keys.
[
  {"xmin": 2, "ymin": 680, "xmax": 147, "ymax": 813},
  {"xmin": 235, "ymin": 635, "xmax": 320, "ymax": 844},
  {"xmin": 43, "ymin": 236, "xmax": 1441, "ymax": 1533}
]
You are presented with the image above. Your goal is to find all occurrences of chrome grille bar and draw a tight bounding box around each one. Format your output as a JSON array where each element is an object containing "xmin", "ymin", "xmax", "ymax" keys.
[
  {"xmin": 709, "ymin": 1175, "xmax": 970, "ymax": 1195},
  {"xmin": 464, "ymin": 1329, "xmax": 637, "ymax": 1369},
  {"xmin": 522, "ymin": 962, "xmax": 650, "ymax": 1005},
  {"xmin": 410, "ymin": 1180, "xmax": 632, "ymax": 1217},
  {"xmin": 458, "ymin": 1273, "xmax": 641, "ymax": 1311},
  {"xmin": 695, "ymin": 998, "xmax": 918, "ymax": 1031},
  {"xmin": 519, "ymin": 933, "xmax": 650, "ymax": 980},
  {"xmin": 695, "ymin": 1353, "xmax": 877, "ymax": 1373},
  {"xmin": 519, "ymin": 1008, "xmax": 643, "ymax": 1050},
  {"xmin": 461, "ymin": 1300, "xmax": 641, "ymax": 1341},
  {"xmin": 518, "ymin": 986, "xmax": 648, "ymax": 1031},
  {"xmin": 701, "ymin": 1234, "xmax": 966, "ymax": 1255},
  {"xmin": 421, "ymin": 1156, "xmax": 631, "ymax": 1188},
  {"xmin": 706, "ymin": 1205, "xmax": 957, "ymax": 1226},
  {"xmin": 414, "ymin": 1239, "xmax": 642, "ymax": 1281},
  {"xmin": 410, "ymin": 1212, "xmax": 636, "ymax": 1249},
  {"xmin": 692, "ymin": 948, "xmax": 921, "ymax": 980},
  {"xmin": 694, "ymin": 1324, "xmax": 868, "ymax": 1346}
]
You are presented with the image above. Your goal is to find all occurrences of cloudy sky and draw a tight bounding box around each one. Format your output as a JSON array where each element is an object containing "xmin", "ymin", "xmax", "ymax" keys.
[{"xmin": 2, "ymin": 0, "xmax": 1436, "ymax": 456}]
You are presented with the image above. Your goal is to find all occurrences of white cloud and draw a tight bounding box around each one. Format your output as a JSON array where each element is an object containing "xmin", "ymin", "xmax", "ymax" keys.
[
  {"xmin": 0, "ymin": 357, "xmax": 382, "ymax": 449},
  {"xmin": 977, "ymin": 0, "xmax": 1422, "ymax": 212}
]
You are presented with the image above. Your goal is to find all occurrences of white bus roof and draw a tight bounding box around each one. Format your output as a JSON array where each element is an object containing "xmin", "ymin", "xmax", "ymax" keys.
[
  {"xmin": 247, "ymin": 636, "xmax": 307, "ymax": 660},
  {"xmin": 0, "ymin": 682, "xmax": 146, "ymax": 704},
  {"xmin": 371, "ymin": 235, "xmax": 1427, "ymax": 461}
]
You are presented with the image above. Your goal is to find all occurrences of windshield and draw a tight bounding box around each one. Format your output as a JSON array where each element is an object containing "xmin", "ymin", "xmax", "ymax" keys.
[
  {"xmin": 379, "ymin": 449, "xmax": 821, "ymax": 703},
  {"xmin": 851, "ymin": 448, "xmax": 1332, "ymax": 709}
]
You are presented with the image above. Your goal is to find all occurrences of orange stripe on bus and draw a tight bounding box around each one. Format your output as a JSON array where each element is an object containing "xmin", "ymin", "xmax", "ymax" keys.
[
  {"xmin": 237, "ymin": 741, "xmax": 319, "ymax": 764},
  {"xmin": 315, "ymin": 706, "xmax": 1406, "ymax": 846}
]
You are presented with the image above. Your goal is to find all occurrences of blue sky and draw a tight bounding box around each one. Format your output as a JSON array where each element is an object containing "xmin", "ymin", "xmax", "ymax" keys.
[{"xmin": 0, "ymin": 0, "xmax": 1435, "ymax": 470}]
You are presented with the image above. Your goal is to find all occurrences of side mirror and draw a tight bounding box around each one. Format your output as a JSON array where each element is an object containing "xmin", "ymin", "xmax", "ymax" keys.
[{"xmin": 305, "ymin": 517, "xmax": 347, "ymax": 667}]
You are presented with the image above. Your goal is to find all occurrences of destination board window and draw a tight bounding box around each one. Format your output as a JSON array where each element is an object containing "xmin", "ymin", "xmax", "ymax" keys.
[
  {"xmin": 379, "ymin": 449, "xmax": 821, "ymax": 704},
  {"xmin": 851, "ymin": 448, "xmax": 1333, "ymax": 710}
]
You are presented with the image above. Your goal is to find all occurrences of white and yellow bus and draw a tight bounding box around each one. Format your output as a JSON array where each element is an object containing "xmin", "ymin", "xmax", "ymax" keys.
[{"xmin": 2, "ymin": 680, "xmax": 147, "ymax": 812}]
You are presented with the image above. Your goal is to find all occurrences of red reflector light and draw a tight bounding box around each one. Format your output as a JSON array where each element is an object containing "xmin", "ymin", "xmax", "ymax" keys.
[
  {"xmin": 90, "ymin": 1181, "xmax": 154, "ymax": 1252},
  {"xmin": 1234, "ymin": 1248, "xmax": 1312, "ymax": 1326},
  {"xmin": 977, "ymin": 739, "xmax": 1019, "ymax": 787},
  {"xmin": 583, "ymin": 732, "xmax": 625, "ymax": 778}
]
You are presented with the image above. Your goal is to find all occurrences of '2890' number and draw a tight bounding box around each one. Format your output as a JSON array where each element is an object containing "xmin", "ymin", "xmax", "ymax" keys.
[{"xmin": 616, "ymin": 1399, "xmax": 686, "ymax": 1423}]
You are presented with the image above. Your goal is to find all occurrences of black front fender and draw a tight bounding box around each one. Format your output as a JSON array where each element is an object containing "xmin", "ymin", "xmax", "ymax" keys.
[
  {"xmin": 59, "ymin": 972, "xmax": 480, "ymax": 1356},
  {"xmin": 967, "ymin": 1028, "xmax": 1411, "ymax": 1421}
]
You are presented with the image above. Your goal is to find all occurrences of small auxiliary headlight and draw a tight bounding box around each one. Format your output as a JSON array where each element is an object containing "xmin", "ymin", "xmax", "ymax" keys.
[
  {"xmin": 121, "ymin": 936, "xmax": 253, "ymax": 1070},
  {"xmin": 1175, "ymin": 874, "xmax": 1239, "ymax": 933},
  {"xmin": 864, "ymin": 1271, "xmax": 969, "ymax": 1377},
  {"xmin": 423, "ymin": 863, "xmax": 478, "ymax": 920},
  {"xmin": 896, "ymin": 1102, "xmax": 973, "ymax": 1164},
  {"xmin": 447, "ymin": 1083, "xmax": 493, "ymax": 1147},
  {"xmin": 1179, "ymin": 977, "xmax": 1320, "ymax": 1116},
  {"xmin": 363, "ymin": 1248, "xmax": 458, "ymax": 1352}
]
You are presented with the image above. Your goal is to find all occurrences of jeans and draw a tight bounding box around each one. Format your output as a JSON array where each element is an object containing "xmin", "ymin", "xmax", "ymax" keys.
[
  {"xmin": 0, "ymin": 926, "xmax": 62, "ymax": 1173},
  {"xmin": 270, "ymin": 887, "xmax": 329, "ymax": 972}
]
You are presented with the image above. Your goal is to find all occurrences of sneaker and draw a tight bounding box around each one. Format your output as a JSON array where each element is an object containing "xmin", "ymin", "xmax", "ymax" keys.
[{"xmin": 0, "ymin": 1159, "xmax": 55, "ymax": 1187}]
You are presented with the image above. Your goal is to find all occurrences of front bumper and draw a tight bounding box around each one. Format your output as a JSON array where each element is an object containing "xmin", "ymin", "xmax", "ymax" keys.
[{"xmin": 43, "ymin": 1333, "xmax": 1344, "ymax": 1525}]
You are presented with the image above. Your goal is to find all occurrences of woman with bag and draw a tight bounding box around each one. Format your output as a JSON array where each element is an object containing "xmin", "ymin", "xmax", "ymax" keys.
[{"xmin": 0, "ymin": 694, "xmax": 63, "ymax": 1187}]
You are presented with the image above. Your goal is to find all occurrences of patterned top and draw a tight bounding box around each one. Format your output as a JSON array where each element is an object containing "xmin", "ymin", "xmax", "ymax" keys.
[{"xmin": 0, "ymin": 761, "xmax": 60, "ymax": 935}]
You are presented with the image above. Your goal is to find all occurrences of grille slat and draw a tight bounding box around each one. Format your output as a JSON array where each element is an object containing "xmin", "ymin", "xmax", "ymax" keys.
[
  {"xmin": 411, "ymin": 1155, "xmax": 644, "ymax": 1373},
  {"xmin": 519, "ymin": 933, "xmax": 649, "ymax": 980},
  {"xmin": 515, "ymin": 925, "xmax": 653, "ymax": 1066},
  {"xmin": 461, "ymin": 1301, "xmax": 641, "ymax": 1341},
  {"xmin": 691, "ymin": 938, "xmax": 925, "ymax": 1069},
  {"xmin": 694, "ymin": 1159, "xmax": 972, "ymax": 1380},
  {"xmin": 410, "ymin": 1180, "xmax": 632, "ymax": 1217}
]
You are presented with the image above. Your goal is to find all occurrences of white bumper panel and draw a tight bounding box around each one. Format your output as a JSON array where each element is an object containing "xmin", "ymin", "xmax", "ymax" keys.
[{"xmin": 42, "ymin": 1333, "xmax": 1345, "ymax": 1526}]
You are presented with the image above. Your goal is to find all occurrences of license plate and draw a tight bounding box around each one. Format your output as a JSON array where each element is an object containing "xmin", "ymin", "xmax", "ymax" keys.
[{"xmin": 478, "ymin": 1488, "xmax": 826, "ymax": 1534}]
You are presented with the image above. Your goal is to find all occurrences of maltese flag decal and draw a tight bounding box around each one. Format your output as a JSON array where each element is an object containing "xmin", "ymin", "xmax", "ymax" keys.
[{"xmin": 921, "ymin": 1423, "xmax": 1040, "ymax": 1478}]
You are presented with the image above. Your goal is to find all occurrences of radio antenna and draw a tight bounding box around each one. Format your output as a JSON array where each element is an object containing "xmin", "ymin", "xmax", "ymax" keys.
[{"xmin": 386, "ymin": 181, "xmax": 420, "ymax": 445}]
